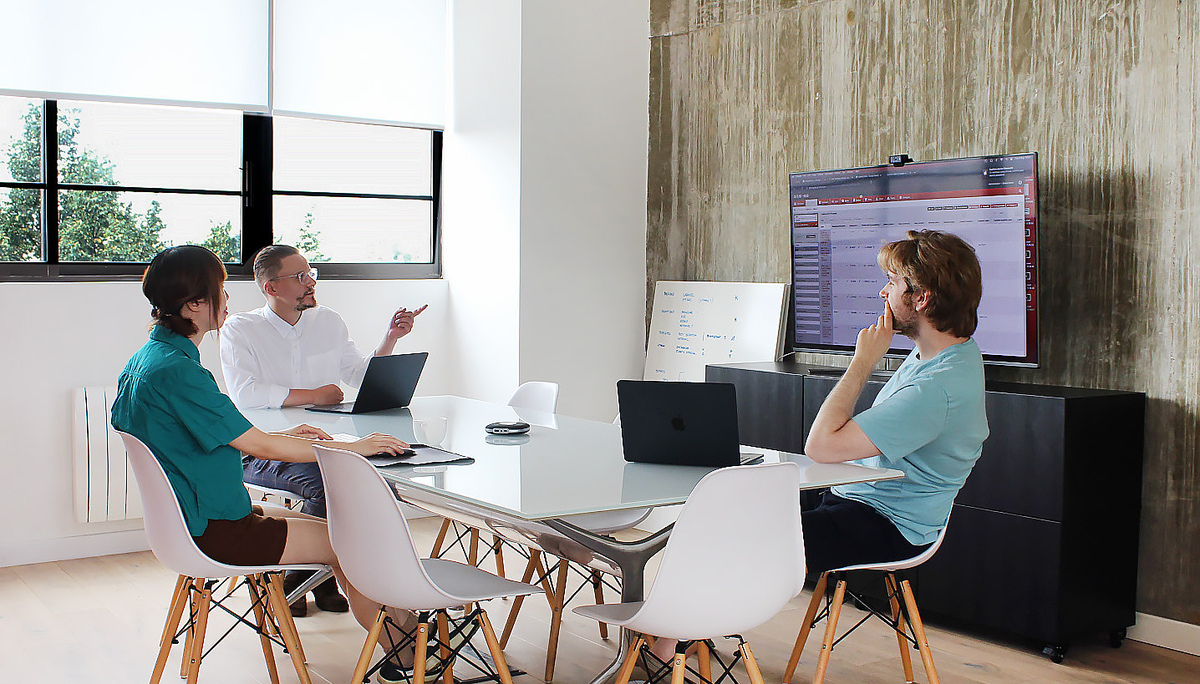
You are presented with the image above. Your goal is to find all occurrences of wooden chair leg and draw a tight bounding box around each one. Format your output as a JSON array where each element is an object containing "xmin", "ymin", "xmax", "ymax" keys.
[
  {"xmin": 180, "ymin": 578, "xmax": 203, "ymax": 679},
  {"xmin": 812, "ymin": 577, "xmax": 847, "ymax": 684},
  {"xmin": 468, "ymin": 528, "xmax": 481, "ymax": 566},
  {"xmin": 246, "ymin": 575, "xmax": 281, "ymax": 684},
  {"xmin": 477, "ymin": 610, "xmax": 516, "ymax": 684},
  {"xmin": 500, "ymin": 550, "xmax": 541, "ymax": 647},
  {"xmin": 669, "ymin": 647, "xmax": 688, "ymax": 684},
  {"xmin": 438, "ymin": 610, "xmax": 454, "ymax": 684},
  {"xmin": 885, "ymin": 574, "xmax": 915, "ymax": 683},
  {"xmin": 431, "ymin": 518, "xmax": 453, "ymax": 557},
  {"xmin": 265, "ymin": 572, "xmax": 314, "ymax": 684},
  {"xmin": 737, "ymin": 641, "xmax": 767, "ymax": 684},
  {"xmin": 184, "ymin": 583, "xmax": 213, "ymax": 684},
  {"xmin": 899, "ymin": 579, "xmax": 940, "ymax": 684},
  {"xmin": 413, "ymin": 617, "xmax": 431, "ymax": 684},
  {"xmin": 492, "ymin": 535, "xmax": 506, "ymax": 578},
  {"xmin": 591, "ymin": 570, "xmax": 609, "ymax": 639},
  {"xmin": 150, "ymin": 575, "xmax": 190, "ymax": 684},
  {"xmin": 697, "ymin": 640, "xmax": 712, "ymax": 683},
  {"xmin": 351, "ymin": 610, "xmax": 387, "ymax": 684},
  {"xmin": 544, "ymin": 558, "xmax": 571, "ymax": 682},
  {"xmin": 614, "ymin": 636, "xmax": 645, "ymax": 684},
  {"xmin": 783, "ymin": 571, "xmax": 828, "ymax": 683}
]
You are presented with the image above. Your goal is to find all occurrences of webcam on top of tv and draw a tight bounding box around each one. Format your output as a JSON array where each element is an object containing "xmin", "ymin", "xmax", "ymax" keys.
[{"xmin": 889, "ymin": 153, "xmax": 914, "ymax": 167}]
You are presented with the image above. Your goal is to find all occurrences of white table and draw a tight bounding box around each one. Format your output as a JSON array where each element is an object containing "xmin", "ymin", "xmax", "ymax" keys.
[{"xmin": 244, "ymin": 395, "xmax": 902, "ymax": 683}]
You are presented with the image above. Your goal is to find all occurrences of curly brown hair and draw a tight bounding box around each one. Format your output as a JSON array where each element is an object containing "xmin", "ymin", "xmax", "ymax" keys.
[{"xmin": 877, "ymin": 230, "xmax": 982, "ymax": 338}]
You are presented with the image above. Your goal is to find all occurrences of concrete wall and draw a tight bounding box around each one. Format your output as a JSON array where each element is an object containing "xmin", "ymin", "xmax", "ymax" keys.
[{"xmin": 646, "ymin": 0, "xmax": 1199, "ymax": 626}]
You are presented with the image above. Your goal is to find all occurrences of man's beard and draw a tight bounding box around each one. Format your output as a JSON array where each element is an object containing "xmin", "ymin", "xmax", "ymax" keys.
[
  {"xmin": 295, "ymin": 291, "xmax": 317, "ymax": 312},
  {"xmin": 892, "ymin": 296, "xmax": 919, "ymax": 338}
]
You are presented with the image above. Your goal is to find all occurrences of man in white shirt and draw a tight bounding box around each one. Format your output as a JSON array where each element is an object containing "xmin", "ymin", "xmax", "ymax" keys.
[{"xmin": 220, "ymin": 244, "xmax": 425, "ymax": 615}]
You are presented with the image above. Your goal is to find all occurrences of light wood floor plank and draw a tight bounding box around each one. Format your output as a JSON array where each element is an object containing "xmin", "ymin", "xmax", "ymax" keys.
[{"xmin": 1, "ymin": 517, "xmax": 1195, "ymax": 684}]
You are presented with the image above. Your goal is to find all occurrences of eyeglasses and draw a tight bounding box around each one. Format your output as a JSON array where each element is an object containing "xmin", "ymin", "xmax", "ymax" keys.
[{"xmin": 269, "ymin": 268, "xmax": 318, "ymax": 284}]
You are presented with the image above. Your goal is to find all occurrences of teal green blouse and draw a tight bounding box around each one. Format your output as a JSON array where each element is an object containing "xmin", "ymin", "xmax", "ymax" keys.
[{"xmin": 112, "ymin": 325, "xmax": 254, "ymax": 536}]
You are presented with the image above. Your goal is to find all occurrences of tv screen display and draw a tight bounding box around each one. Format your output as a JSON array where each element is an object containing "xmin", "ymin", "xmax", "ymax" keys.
[{"xmin": 789, "ymin": 153, "xmax": 1038, "ymax": 367}]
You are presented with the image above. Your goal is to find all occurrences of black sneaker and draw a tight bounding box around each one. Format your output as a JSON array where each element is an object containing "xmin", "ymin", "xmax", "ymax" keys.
[{"xmin": 377, "ymin": 658, "xmax": 444, "ymax": 684}]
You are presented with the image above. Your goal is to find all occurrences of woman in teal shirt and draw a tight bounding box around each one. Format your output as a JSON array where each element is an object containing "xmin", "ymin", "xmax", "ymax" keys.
[{"xmin": 112, "ymin": 246, "xmax": 416, "ymax": 656}]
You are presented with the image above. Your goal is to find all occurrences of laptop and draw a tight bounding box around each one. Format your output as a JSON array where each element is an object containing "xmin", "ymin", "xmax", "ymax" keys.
[
  {"xmin": 616, "ymin": 380, "xmax": 761, "ymax": 467},
  {"xmin": 306, "ymin": 352, "xmax": 428, "ymax": 414}
]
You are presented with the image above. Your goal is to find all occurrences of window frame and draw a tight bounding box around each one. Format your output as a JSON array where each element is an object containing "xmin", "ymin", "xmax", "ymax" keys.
[{"xmin": 0, "ymin": 102, "xmax": 442, "ymax": 281}]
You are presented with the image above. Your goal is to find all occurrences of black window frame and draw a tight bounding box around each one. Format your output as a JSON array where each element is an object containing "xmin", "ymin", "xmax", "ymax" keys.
[{"xmin": 0, "ymin": 102, "xmax": 442, "ymax": 281}]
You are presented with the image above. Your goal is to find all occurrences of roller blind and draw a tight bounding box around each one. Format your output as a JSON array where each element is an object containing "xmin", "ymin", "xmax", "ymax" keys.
[
  {"xmin": 272, "ymin": 0, "xmax": 447, "ymax": 128},
  {"xmin": 0, "ymin": 0, "xmax": 269, "ymax": 109}
]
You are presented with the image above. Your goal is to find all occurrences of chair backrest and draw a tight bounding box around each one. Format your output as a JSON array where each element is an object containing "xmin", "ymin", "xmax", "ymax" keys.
[
  {"xmin": 628, "ymin": 462, "xmax": 806, "ymax": 641},
  {"xmin": 508, "ymin": 381, "xmax": 559, "ymax": 413},
  {"xmin": 313, "ymin": 443, "xmax": 462, "ymax": 610},
  {"xmin": 117, "ymin": 431, "xmax": 234, "ymax": 579}
]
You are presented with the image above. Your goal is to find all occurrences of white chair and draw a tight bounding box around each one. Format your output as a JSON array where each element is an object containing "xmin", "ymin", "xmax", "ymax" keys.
[
  {"xmin": 573, "ymin": 462, "xmax": 806, "ymax": 684},
  {"xmin": 507, "ymin": 380, "xmax": 559, "ymax": 413},
  {"xmin": 117, "ymin": 431, "xmax": 328, "ymax": 684},
  {"xmin": 244, "ymin": 482, "xmax": 308, "ymax": 511},
  {"xmin": 430, "ymin": 381, "xmax": 562, "ymax": 572},
  {"xmin": 313, "ymin": 444, "xmax": 541, "ymax": 684},
  {"xmin": 782, "ymin": 520, "xmax": 951, "ymax": 684}
]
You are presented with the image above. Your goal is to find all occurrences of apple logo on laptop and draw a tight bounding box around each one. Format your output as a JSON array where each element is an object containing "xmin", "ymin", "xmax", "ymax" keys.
[{"xmin": 671, "ymin": 415, "xmax": 686, "ymax": 431}]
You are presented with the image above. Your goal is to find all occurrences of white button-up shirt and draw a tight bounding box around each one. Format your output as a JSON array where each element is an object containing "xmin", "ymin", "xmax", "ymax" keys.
[{"xmin": 219, "ymin": 305, "xmax": 371, "ymax": 409}]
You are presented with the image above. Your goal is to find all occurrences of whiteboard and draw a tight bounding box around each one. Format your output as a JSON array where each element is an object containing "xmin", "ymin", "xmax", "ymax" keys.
[{"xmin": 643, "ymin": 281, "xmax": 788, "ymax": 382}]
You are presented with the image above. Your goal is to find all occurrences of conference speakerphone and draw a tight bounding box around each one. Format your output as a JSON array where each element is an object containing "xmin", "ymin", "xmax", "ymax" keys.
[{"xmin": 485, "ymin": 421, "xmax": 530, "ymax": 435}]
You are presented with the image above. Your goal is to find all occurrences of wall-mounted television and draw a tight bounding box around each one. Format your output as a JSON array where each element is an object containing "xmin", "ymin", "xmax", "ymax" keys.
[{"xmin": 789, "ymin": 153, "xmax": 1038, "ymax": 367}]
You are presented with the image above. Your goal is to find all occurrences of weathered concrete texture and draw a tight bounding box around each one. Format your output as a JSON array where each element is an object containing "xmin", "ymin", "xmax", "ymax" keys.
[{"xmin": 647, "ymin": 0, "xmax": 1200, "ymax": 625}]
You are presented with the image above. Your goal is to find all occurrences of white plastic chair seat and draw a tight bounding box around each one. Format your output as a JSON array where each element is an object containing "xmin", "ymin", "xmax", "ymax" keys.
[
  {"xmin": 574, "ymin": 599, "xmax": 642, "ymax": 625},
  {"xmin": 245, "ymin": 481, "xmax": 309, "ymax": 505},
  {"xmin": 829, "ymin": 519, "xmax": 949, "ymax": 573},
  {"xmin": 415, "ymin": 558, "xmax": 540, "ymax": 609}
]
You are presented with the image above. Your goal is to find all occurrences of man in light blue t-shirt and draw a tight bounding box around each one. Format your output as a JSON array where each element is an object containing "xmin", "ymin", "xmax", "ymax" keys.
[{"xmin": 803, "ymin": 230, "xmax": 989, "ymax": 572}]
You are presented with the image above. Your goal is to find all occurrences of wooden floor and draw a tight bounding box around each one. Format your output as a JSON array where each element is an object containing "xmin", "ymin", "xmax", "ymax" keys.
[{"xmin": 2, "ymin": 517, "xmax": 1195, "ymax": 684}]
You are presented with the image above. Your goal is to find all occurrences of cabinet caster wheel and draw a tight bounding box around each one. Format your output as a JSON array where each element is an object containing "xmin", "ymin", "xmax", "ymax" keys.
[
  {"xmin": 1109, "ymin": 628, "xmax": 1127, "ymax": 648},
  {"xmin": 1042, "ymin": 644, "xmax": 1068, "ymax": 663}
]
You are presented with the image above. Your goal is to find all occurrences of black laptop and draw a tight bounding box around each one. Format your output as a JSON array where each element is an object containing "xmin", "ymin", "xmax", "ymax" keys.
[
  {"xmin": 306, "ymin": 352, "xmax": 428, "ymax": 414},
  {"xmin": 616, "ymin": 380, "xmax": 760, "ymax": 467}
]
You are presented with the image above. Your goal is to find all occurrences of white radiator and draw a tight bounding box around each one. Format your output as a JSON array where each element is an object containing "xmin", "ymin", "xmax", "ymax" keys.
[{"xmin": 72, "ymin": 386, "xmax": 142, "ymax": 523}]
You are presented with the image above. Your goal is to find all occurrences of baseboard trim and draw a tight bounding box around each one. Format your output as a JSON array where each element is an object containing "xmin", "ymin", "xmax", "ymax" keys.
[
  {"xmin": 1129, "ymin": 611, "xmax": 1200, "ymax": 656},
  {"xmin": 0, "ymin": 529, "xmax": 149, "ymax": 568}
]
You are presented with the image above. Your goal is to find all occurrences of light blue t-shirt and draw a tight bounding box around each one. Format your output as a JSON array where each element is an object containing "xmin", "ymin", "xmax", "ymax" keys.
[{"xmin": 831, "ymin": 339, "xmax": 989, "ymax": 545}]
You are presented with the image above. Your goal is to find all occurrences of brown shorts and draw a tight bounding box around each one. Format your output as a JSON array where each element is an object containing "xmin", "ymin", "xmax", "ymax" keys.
[{"xmin": 193, "ymin": 505, "xmax": 288, "ymax": 567}]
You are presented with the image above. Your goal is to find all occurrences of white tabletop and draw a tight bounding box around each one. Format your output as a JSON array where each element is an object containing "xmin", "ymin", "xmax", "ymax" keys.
[{"xmin": 242, "ymin": 395, "xmax": 902, "ymax": 522}]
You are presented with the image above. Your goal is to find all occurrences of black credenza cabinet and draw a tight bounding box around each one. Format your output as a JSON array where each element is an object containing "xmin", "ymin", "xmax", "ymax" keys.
[{"xmin": 706, "ymin": 361, "xmax": 1144, "ymax": 656}]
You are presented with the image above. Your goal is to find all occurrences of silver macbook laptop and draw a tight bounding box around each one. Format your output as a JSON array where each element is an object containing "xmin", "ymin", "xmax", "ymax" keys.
[{"xmin": 306, "ymin": 352, "xmax": 428, "ymax": 414}]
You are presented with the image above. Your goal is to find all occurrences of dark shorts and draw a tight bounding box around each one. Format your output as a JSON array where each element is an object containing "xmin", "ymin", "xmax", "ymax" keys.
[
  {"xmin": 802, "ymin": 492, "xmax": 931, "ymax": 573},
  {"xmin": 193, "ymin": 505, "xmax": 289, "ymax": 567}
]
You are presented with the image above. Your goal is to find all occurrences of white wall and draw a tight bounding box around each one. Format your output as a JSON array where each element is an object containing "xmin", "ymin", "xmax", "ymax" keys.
[
  {"xmin": 0, "ymin": 1, "xmax": 652, "ymax": 567},
  {"xmin": 439, "ymin": 0, "xmax": 524, "ymax": 406},
  {"xmin": 444, "ymin": 1, "xmax": 649, "ymax": 420},
  {"xmin": 518, "ymin": 2, "xmax": 650, "ymax": 420}
]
